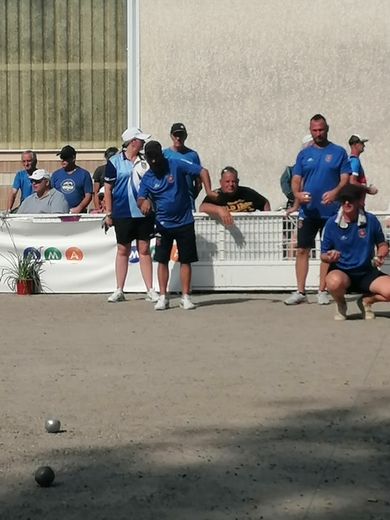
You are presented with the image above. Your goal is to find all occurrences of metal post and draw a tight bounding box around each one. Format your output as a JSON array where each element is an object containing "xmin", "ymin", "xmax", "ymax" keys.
[{"xmin": 127, "ymin": 0, "xmax": 140, "ymax": 127}]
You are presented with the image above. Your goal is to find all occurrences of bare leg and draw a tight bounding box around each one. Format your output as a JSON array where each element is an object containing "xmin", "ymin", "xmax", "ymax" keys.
[
  {"xmin": 137, "ymin": 239, "xmax": 153, "ymax": 291},
  {"xmin": 326, "ymin": 270, "xmax": 350, "ymax": 304},
  {"xmin": 295, "ymin": 248, "xmax": 310, "ymax": 293},
  {"xmin": 115, "ymin": 243, "xmax": 131, "ymax": 289},
  {"xmin": 363, "ymin": 276, "xmax": 390, "ymax": 306},
  {"xmin": 319, "ymin": 261, "xmax": 329, "ymax": 292},
  {"xmin": 180, "ymin": 263, "xmax": 192, "ymax": 295},
  {"xmin": 157, "ymin": 263, "xmax": 169, "ymax": 296}
]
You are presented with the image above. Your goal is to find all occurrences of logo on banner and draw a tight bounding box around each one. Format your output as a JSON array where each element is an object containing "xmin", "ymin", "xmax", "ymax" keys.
[
  {"xmin": 65, "ymin": 247, "xmax": 84, "ymax": 261},
  {"xmin": 24, "ymin": 247, "xmax": 41, "ymax": 260},
  {"xmin": 129, "ymin": 245, "xmax": 140, "ymax": 264},
  {"xmin": 44, "ymin": 247, "xmax": 62, "ymax": 260}
]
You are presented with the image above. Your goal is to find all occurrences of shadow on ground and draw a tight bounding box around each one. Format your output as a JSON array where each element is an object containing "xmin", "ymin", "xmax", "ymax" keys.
[{"xmin": 2, "ymin": 393, "xmax": 390, "ymax": 519}]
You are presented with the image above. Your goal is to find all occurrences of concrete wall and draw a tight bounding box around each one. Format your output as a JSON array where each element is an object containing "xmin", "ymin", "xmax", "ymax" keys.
[{"xmin": 139, "ymin": 0, "xmax": 390, "ymax": 211}]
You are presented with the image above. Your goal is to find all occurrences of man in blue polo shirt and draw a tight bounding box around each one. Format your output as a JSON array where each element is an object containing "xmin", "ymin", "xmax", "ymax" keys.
[
  {"xmin": 163, "ymin": 122, "xmax": 202, "ymax": 210},
  {"xmin": 7, "ymin": 150, "xmax": 37, "ymax": 212},
  {"xmin": 138, "ymin": 140, "xmax": 216, "ymax": 311},
  {"xmin": 51, "ymin": 145, "xmax": 93, "ymax": 213},
  {"xmin": 321, "ymin": 184, "xmax": 390, "ymax": 320},
  {"xmin": 284, "ymin": 114, "xmax": 351, "ymax": 306}
]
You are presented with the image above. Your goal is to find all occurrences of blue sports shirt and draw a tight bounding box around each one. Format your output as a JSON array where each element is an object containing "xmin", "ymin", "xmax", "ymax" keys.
[
  {"xmin": 105, "ymin": 152, "xmax": 149, "ymax": 218},
  {"xmin": 12, "ymin": 170, "xmax": 33, "ymax": 202},
  {"xmin": 163, "ymin": 147, "xmax": 201, "ymax": 210},
  {"xmin": 51, "ymin": 167, "xmax": 93, "ymax": 209},
  {"xmin": 138, "ymin": 157, "xmax": 202, "ymax": 229},
  {"xmin": 293, "ymin": 143, "xmax": 351, "ymax": 219},
  {"xmin": 321, "ymin": 212, "xmax": 385, "ymax": 273}
]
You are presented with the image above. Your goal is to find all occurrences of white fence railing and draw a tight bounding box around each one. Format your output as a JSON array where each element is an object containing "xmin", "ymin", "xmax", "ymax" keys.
[{"xmin": 1, "ymin": 212, "xmax": 389, "ymax": 293}]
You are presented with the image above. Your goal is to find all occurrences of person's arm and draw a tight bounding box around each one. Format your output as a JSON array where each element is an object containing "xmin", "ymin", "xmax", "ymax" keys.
[
  {"xmin": 199, "ymin": 199, "xmax": 234, "ymax": 227},
  {"xmin": 374, "ymin": 242, "xmax": 389, "ymax": 267},
  {"xmin": 322, "ymin": 173, "xmax": 350, "ymax": 205},
  {"xmin": 320, "ymin": 220, "xmax": 341, "ymax": 263},
  {"xmin": 137, "ymin": 177, "xmax": 152, "ymax": 215},
  {"xmin": 70, "ymin": 193, "xmax": 92, "ymax": 214},
  {"xmin": 292, "ymin": 174, "xmax": 312, "ymax": 205},
  {"xmin": 7, "ymin": 188, "xmax": 18, "ymax": 211},
  {"xmin": 93, "ymin": 181, "xmax": 101, "ymax": 209},
  {"xmin": 103, "ymin": 182, "xmax": 114, "ymax": 226},
  {"xmin": 199, "ymin": 168, "xmax": 218, "ymax": 201}
]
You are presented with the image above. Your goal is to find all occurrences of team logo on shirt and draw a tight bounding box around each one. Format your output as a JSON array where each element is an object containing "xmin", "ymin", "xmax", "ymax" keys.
[
  {"xmin": 325, "ymin": 155, "xmax": 333, "ymax": 163},
  {"xmin": 359, "ymin": 229, "xmax": 367, "ymax": 238},
  {"xmin": 61, "ymin": 179, "xmax": 75, "ymax": 193},
  {"xmin": 167, "ymin": 175, "xmax": 174, "ymax": 183}
]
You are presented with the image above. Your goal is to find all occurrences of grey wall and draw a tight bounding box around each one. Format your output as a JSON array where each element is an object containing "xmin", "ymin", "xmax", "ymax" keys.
[{"xmin": 139, "ymin": 0, "xmax": 390, "ymax": 211}]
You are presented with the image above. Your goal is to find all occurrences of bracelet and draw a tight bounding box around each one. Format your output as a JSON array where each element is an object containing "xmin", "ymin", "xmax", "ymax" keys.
[{"xmin": 106, "ymin": 213, "xmax": 112, "ymax": 218}]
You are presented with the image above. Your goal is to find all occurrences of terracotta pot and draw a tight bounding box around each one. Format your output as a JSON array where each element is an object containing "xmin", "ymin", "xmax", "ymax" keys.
[{"xmin": 16, "ymin": 279, "xmax": 34, "ymax": 295}]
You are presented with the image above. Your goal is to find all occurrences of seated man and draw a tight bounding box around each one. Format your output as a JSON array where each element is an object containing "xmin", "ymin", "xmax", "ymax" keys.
[
  {"xmin": 199, "ymin": 166, "xmax": 270, "ymax": 226},
  {"xmin": 321, "ymin": 184, "xmax": 390, "ymax": 320},
  {"xmin": 17, "ymin": 169, "xmax": 69, "ymax": 214}
]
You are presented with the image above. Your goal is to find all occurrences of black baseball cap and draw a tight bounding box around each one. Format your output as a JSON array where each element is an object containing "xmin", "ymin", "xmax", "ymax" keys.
[
  {"xmin": 170, "ymin": 122, "xmax": 187, "ymax": 135},
  {"xmin": 348, "ymin": 134, "xmax": 368, "ymax": 146},
  {"xmin": 57, "ymin": 145, "xmax": 76, "ymax": 160}
]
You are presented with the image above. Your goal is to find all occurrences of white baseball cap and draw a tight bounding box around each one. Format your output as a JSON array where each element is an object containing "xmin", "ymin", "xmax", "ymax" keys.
[
  {"xmin": 121, "ymin": 127, "xmax": 151, "ymax": 143},
  {"xmin": 29, "ymin": 169, "xmax": 50, "ymax": 181}
]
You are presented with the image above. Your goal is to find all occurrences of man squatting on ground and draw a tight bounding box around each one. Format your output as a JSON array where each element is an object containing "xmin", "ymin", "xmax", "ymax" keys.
[
  {"xmin": 137, "ymin": 140, "xmax": 216, "ymax": 311},
  {"xmin": 284, "ymin": 114, "xmax": 351, "ymax": 306},
  {"xmin": 321, "ymin": 184, "xmax": 390, "ymax": 321}
]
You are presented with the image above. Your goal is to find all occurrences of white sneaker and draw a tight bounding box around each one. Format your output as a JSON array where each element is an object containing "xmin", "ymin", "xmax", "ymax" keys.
[
  {"xmin": 107, "ymin": 288, "xmax": 126, "ymax": 303},
  {"xmin": 317, "ymin": 291, "xmax": 330, "ymax": 305},
  {"xmin": 357, "ymin": 297, "xmax": 375, "ymax": 320},
  {"xmin": 154, "ymin": 296, "xmax": 169, "ymax": 311},
  {"xmin": 145, "ymin": 288, "xmax": 159, "ymax": 302},
  {"xmin": 284, "ymin": 291, "xmax": 307, "ymax": 305},
  {"xmin": 180, "ymin": 295, "xmax": 196, "ymax": 310},
  {"xmin": 334, "ymin": 301, "xmax": 347, "ymax": 321}
]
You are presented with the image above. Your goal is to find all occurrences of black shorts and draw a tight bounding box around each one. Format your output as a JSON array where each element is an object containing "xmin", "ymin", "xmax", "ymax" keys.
[
  {"xmin": 113, "ymin": 216, "xmax": 154, "ymax": 245},
  {"xmin": 154, "ymin": 223, "xmax": 198, "ymax": 264},
  {"xmin": 297, "ymin": 217, "xmax": 326, "ymax": 249},
  {"xmin": 329, "ymin": 265, "xmax": 387, "ymax": 293}
]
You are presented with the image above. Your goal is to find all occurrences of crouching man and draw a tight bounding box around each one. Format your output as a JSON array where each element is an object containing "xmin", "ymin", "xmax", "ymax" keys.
[
  {"xmin": 137, "ymin": 141, "xmax": 216, "ymax": 311},
  {"xmin": 321, "ymin": 184, "xmax": 390, "ymax": 320}
]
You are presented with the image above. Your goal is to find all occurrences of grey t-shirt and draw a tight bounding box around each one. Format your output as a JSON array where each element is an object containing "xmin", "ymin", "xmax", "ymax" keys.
[{"xmin": 17, "ymin": 188, "xmax": 69, "ymax": 214}]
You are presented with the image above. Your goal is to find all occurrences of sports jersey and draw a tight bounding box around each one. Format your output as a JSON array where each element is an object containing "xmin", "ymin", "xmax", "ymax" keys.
[
  {"xmin": 12, "ymin": 170, "xmax": 33, "ymax": 202},
  {"xmin": 138, "ymin": 157, "xmax": 202, "ymax": 228},
  {"xmin": 321, "ymin": 211, "xmax": 385, "ymax": 273},
  {"xmin": 51, "ymin": 167, "xmax": 93, "ymax": 209},
  {"xmin": 201, "ymin": 186, "xmax": 268, "ymax": 212},
  {"xmin": 349, "ymin": 155, "xmax": 367, "ymax": 185},
  {"xmin": 105, "ymin": 152, "xmax": 149, "ymax": 219},
  {"xmin": 163, "ymin": 147, "xmax": 201, "ymax": 209},
  {"xmin": 293, "ymin": 142, "xmax": 351, "ymax": 219}
]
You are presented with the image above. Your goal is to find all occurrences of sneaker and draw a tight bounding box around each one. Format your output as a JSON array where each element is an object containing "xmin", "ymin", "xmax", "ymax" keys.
[
  {"xmin": 334, "ymin": 301, "xmax": 347, "ymax": 321},
  {"xmin": 357, "ymin": 297, "xmax": 375, "ymax": 320},
  {"xmin": 317, "ymin": 290, "xmax": 330, "ymax": 305},
  {"xmin": 154, "ymin": 296, "xmax": 169, "ymax": 311},
  {"xmin": 107, "ymin": 288, "xmax": 126, "ymax": 303},
  {"xmin": 180, "ymin": 295, "xmax": 196, "ymax": 310},
  {"xmin": 145, "ymin": 288, "xmax": 159, "ymax": 302},
  {"xmin": 284, "ymin": 291, "xmax": 307, "ymax": 305}
]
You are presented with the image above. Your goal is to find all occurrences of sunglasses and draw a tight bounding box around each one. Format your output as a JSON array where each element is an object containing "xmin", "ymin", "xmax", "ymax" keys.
[{"xmin": 31, "ymin": 179, "xmax": 45, "ymax": 184}]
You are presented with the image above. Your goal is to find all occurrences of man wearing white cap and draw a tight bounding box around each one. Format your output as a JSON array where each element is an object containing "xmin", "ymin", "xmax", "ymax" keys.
[
  {"xmin": 104, "ymin": 127, "xmax": 159, "ymax": 303},
  {"xmin": 17, "ymin": 169, "xmax": 69, "ymax": 214},
  {"xmin": 348, "ymin": 134, "xmax": 378, "ymax": 197}
]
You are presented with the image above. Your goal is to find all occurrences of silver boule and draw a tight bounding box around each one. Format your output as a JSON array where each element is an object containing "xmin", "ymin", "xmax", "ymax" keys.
[{"xmin": 45, "ymin": 418, "xmax": 61, "ymax": 433}]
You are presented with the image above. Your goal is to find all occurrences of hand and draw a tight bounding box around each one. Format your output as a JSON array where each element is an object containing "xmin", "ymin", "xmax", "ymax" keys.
[
  {"xmin": 219, "ymin": 206, "xmax": 234, "ymax": 227},
  {"xmin": 296, "ymin": 192, "xmax": 311, "ymax": 204},
  {"xmin": 322, "ymin": 189, "xmax": 337, "ymax": 205},
  {"xmin": 326, "ymin": 249, "xmax": 341, "ymax": 263},
  {"xmin": 70, "ymin": 205, "xmax": 82, "ymax": 214},
  {"xmin": 372, "ymin": 255, "xmax": 385, "ymax": 268},
  {"xmin": 139, "ymin": 199, "xmax": 152, "ymax": 215}
]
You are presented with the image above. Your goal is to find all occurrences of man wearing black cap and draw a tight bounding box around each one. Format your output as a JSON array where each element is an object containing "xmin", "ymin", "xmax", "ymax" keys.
[
  {"xmin": 163, "ymin": 123, "xmax": 202, "ymax": 210},
  {"xmin": 348, "ymin": 134, "xmax": 378, "ymax": 196},
  {"xmin": 138, "ymin": 140, "xmax": 216, "ymax": 311},
  {"xmin": 51, "ymin": 145, "xmax": 93, "ymax": 213},
  {"xmin": 321, "ymin": 184, "xmax": 389, "ymax": 320}
]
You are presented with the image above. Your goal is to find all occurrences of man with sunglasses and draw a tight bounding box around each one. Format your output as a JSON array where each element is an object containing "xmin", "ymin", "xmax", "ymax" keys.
[
  {"xmin": 163, "ymin": 123, "xmax": 202, "ymax": 210},
  {"xmin": 321, "ymin": 184, "xmax": 390, "ymax": 320},
  {"xmin": 17, "ymin": 169, "xmax": 69, "ymax": 214}
]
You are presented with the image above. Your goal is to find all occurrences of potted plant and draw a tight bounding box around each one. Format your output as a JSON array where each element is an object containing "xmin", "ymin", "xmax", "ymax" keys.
[{"xmin": 0, "ymin": 250, "xmax": 45, "ymax": 295}]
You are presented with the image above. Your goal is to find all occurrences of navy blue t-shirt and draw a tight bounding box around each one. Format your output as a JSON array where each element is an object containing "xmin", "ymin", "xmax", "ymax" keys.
[{"xmin": 51, "ymin": 167, "xmax": 93, "ymax": 209}]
